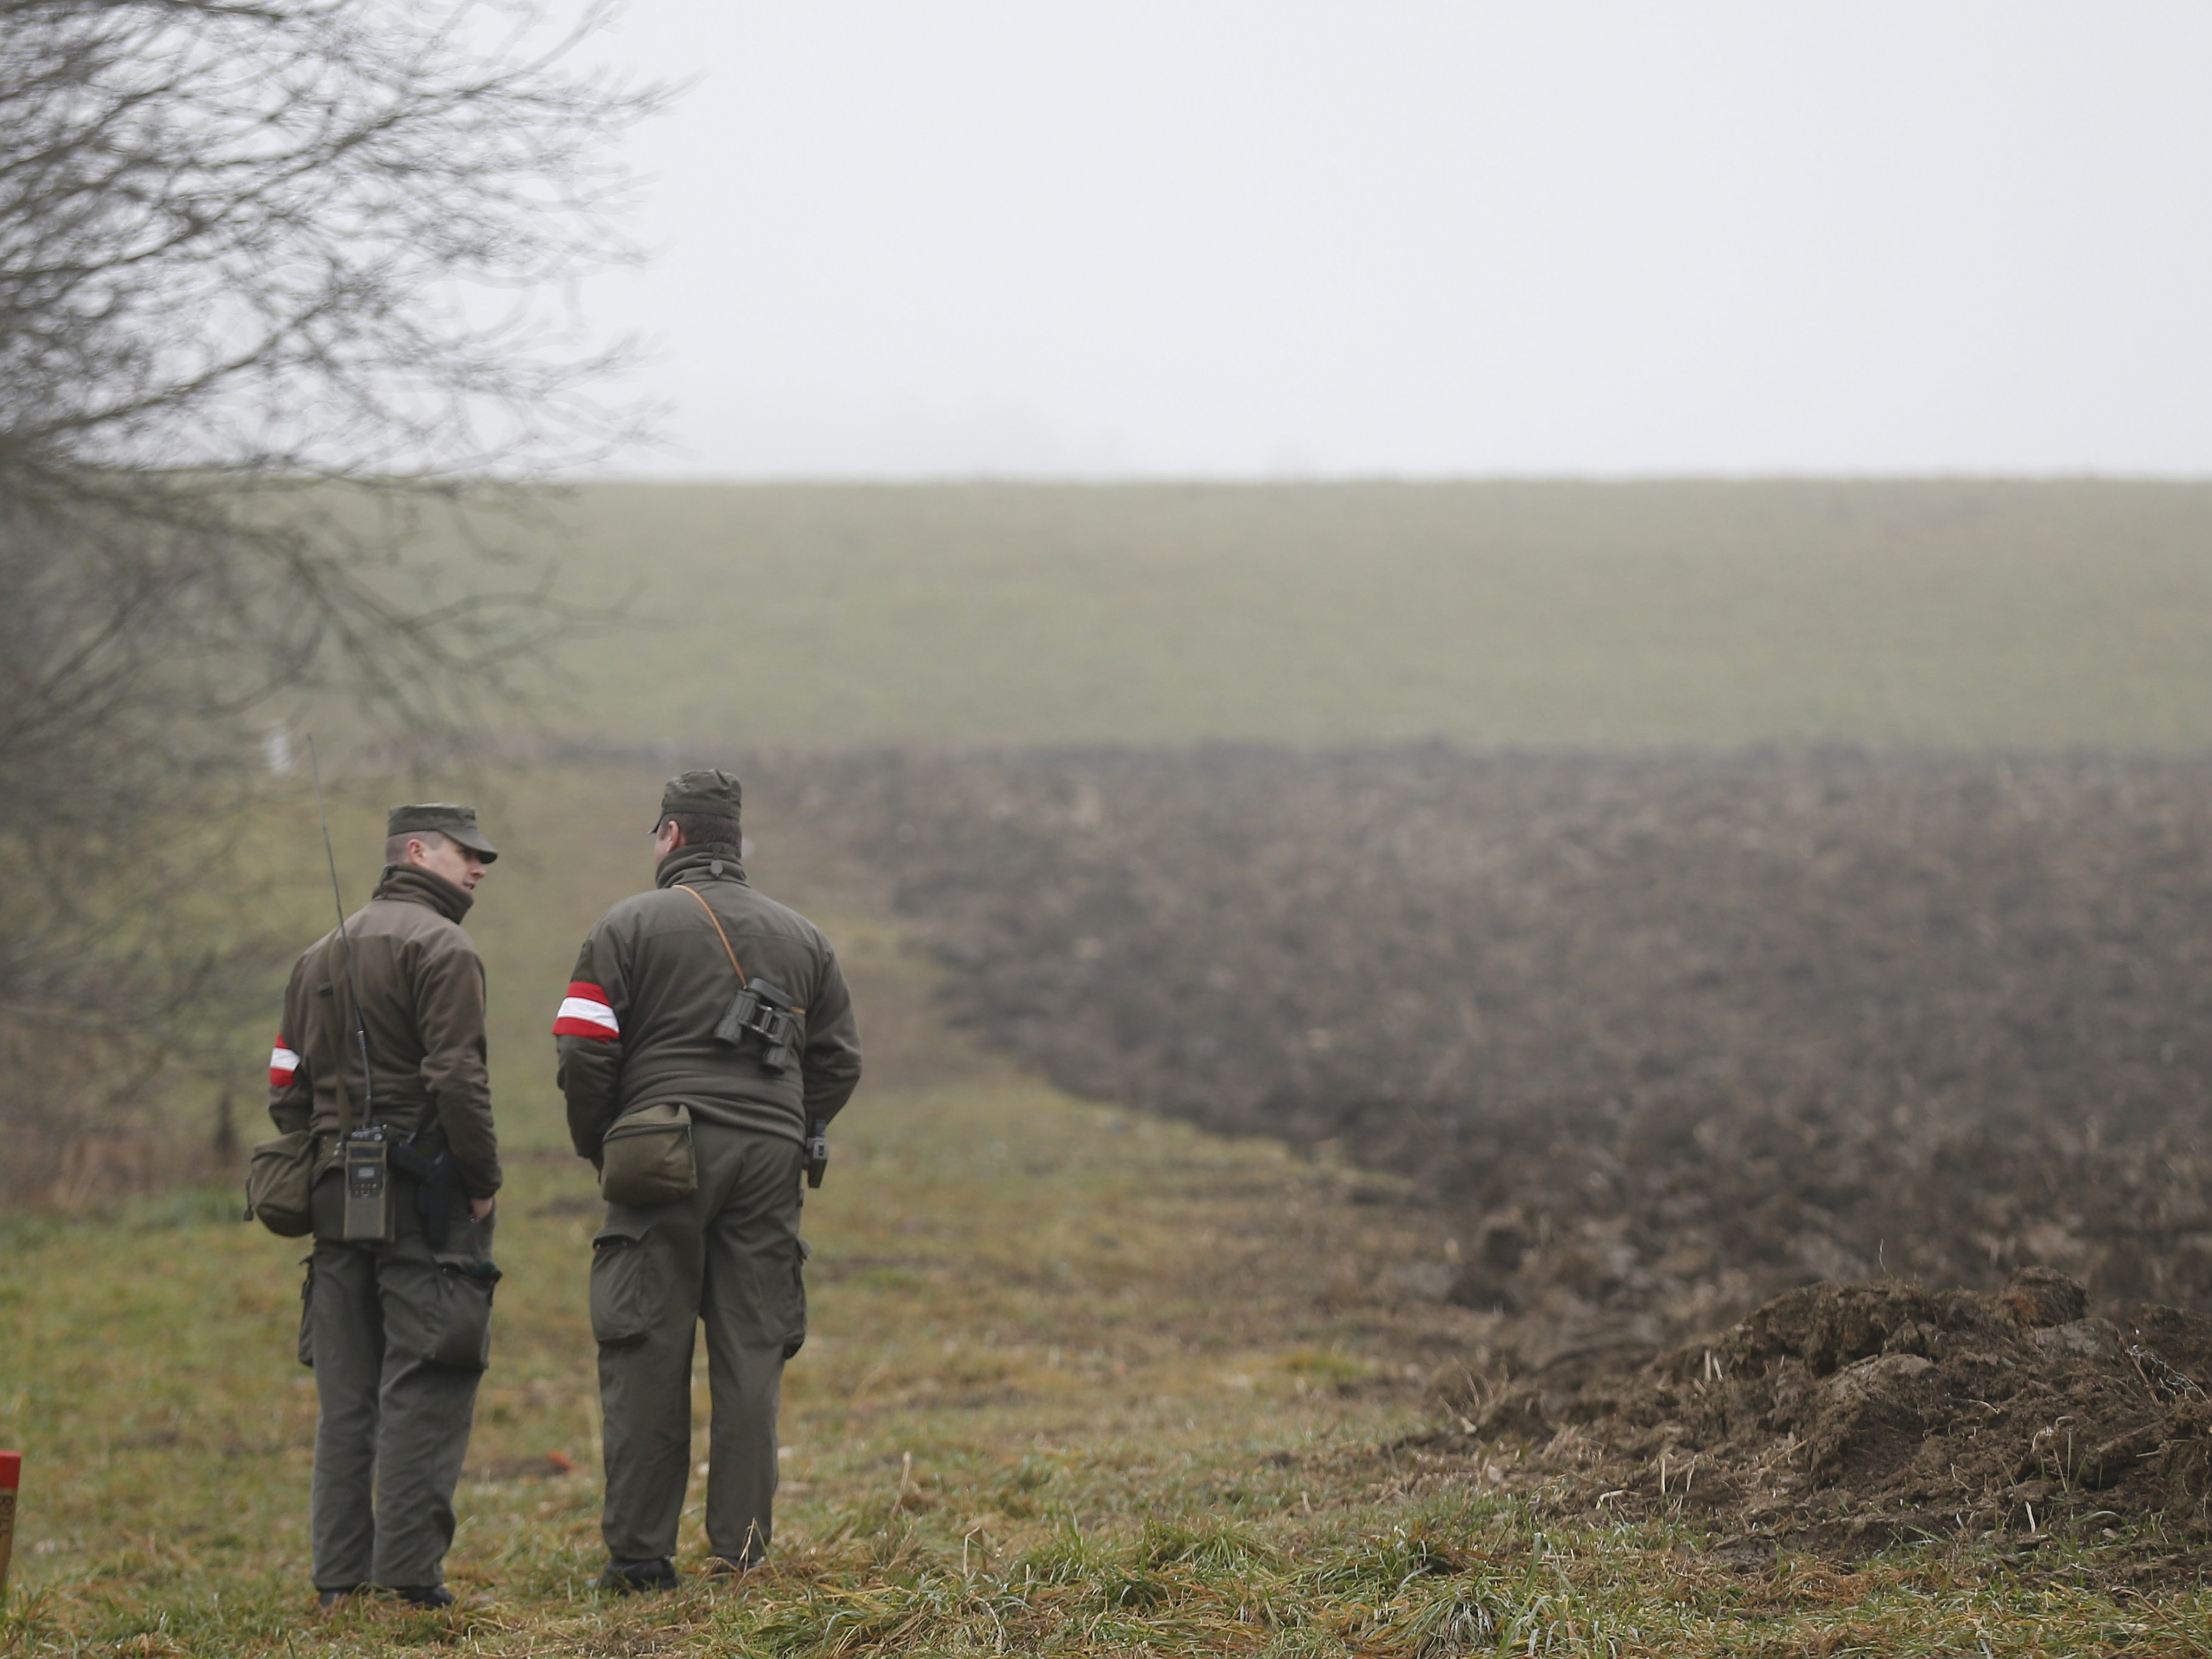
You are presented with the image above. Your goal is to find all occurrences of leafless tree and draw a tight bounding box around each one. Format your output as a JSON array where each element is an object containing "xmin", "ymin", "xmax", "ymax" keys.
[{"xmin": 0, "ymin": 0, "xmax": 664, "ymax": 1196}]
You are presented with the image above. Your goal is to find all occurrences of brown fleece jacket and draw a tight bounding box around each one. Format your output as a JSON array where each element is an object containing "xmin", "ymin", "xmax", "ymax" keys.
[
  {"xmin": 553, "ymin": 844, "xmax": 863, "ymax": 1160},
  {"xmin": 267, "ymin": 864, "xmax": 501, "ymax": 1197}
]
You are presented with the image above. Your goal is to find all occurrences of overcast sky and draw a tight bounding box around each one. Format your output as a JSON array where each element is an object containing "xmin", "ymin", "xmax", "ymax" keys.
[{"xmin": 575, "ymin": 2, "xmax": 2212, "ymax": 477}]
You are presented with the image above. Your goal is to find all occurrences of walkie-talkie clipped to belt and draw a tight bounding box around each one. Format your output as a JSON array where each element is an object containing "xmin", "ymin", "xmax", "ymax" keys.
[
  {"xmin": 342, "ymin": 1124, "xmax": 392, "ymax": 1240},
  {"xmin": 309, "ymin": 737, "xmax": 398, "ymax": 1243}
]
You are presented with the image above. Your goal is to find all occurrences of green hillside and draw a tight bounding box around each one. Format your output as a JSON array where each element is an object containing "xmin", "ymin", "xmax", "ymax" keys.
[{"xmin": 481, "ymin": 479, "xmax": 2212, "ymax": 751}]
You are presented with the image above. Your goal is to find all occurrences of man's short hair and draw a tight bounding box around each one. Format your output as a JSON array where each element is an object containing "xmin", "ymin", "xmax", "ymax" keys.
[
  {"xmin": 662, "ymin": 812, "xmax": 740, "ymax": 847},
  {"xmin": 385, "ymin": 827, "xmax": 450, "ymax": 866}
]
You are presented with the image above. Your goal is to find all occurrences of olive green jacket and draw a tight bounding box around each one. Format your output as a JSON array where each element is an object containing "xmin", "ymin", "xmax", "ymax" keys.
[
  {"xmin": 555, "ymin": 844, "xmax": 863, "ymax": 1160},
  {"xmin": 267, "ymin": 865, "xmax": 501, "ymax": 1197}
]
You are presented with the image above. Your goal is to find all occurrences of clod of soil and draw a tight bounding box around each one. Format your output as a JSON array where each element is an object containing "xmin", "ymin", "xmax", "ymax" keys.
[{"xmin": 1426, "ymin": 1270, "xmax": 2212, "ymax": 1551}]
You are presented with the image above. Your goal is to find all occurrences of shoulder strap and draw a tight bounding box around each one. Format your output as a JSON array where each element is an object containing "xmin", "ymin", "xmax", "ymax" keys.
[{"xmin": 679, "ymin": 883, "xmax": 748, "ymax": 987}]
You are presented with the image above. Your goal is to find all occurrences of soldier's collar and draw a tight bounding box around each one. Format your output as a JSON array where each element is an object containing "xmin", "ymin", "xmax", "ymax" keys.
[
  {"xmin": 654, "ymin": 844, "xmax": 750, "ymax": 890},
  {"xmin": 373, "ymin": 863, "xmax": 474, "ymax": 923}
]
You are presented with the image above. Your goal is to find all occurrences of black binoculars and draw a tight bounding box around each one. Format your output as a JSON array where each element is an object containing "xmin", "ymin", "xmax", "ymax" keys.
[{"xmin": 714, "ymin": 976, "xmax": 800, "ymax": 1072}]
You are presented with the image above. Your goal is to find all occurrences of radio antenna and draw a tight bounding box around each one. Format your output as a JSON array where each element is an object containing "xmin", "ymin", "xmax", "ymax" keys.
[{"xmin": 307, "ymin": 737, "xmax": 374, "ymax": 1121}]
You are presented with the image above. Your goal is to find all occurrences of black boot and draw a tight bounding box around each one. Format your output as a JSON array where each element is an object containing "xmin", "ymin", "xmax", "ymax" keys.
[
  {"xmin": 387, "ymin": 1584, "xmax": 456, "ymax": 1609},
  {"xmin": 316, "ymin": 1585, "xmax": 362, "ymax": 1611},
  {"xmin": 597, "ymin": 1557, "xmax": 680, "ymax": 1594}
]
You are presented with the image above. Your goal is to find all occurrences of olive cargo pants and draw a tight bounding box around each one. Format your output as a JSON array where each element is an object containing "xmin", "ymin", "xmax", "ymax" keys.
[
  {"xmin": 591, "ymin": 1122, "xmax": 807, "ymax": 1567},
  {"xmin": 304, "ymin": 1169, "xmax": 498, "ymax": 1592}
]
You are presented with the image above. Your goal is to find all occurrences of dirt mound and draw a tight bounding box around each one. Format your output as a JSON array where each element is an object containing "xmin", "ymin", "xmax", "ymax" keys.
[{"xmin": 1428, "ymin": 1270, "xmax": 2212, "ymax": 1550}]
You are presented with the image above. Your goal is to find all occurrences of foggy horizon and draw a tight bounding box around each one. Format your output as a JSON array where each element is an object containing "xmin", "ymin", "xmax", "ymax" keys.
[
  {"xmin": 573, "ymin": 1, "xmax": 2212, "ymax": 481},
  {"xmin": 570, "ymin": 468, "xmax": 2212, "ymax": 485}
]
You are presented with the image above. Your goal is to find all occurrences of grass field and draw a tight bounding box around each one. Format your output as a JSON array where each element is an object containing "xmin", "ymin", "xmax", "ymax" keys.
[
  {"xmin": 460, "ymin": 479, "xmax": 2212, "ymax": 751},
  {"xmin": 8, "ymin": 773, "xmax": 2212, "ymax": 1654},
  {"xmin": 13, "ymin": 477, "xmax": 2212, "ymax": 1652}
]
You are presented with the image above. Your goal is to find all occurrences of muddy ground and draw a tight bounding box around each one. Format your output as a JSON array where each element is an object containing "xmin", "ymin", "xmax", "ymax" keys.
[
  {"xmin": 1415, "ymin": 1268, "xmax": 2212, "ymax": 1555},
  {"xmin": 784, "ymin": 747, "xmax": 2212, "ymax": 1384}
]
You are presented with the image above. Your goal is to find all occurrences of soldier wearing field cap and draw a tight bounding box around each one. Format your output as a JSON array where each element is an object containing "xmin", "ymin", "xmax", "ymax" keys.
[
  {"xmin": 555, "ymin": 768, "xmax": 861, "ymax": 1592},
  {"xmin": 267, "ymin": 803, "xmax": 504, "ymax": 1610}
]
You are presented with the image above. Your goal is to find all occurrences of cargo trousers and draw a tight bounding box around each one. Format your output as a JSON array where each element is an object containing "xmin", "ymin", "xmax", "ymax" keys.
[
  {"xmin": 591, "ymin": 1121, "xmax": 807, "ymax": 1567},
  {"xmin": 303, "ymin": 1166, "xmax": 498, "ymax": 1592}
]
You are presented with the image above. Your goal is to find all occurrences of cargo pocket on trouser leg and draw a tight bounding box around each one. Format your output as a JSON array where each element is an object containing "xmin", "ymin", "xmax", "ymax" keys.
[
  {"xmin": 296, "ymin": 1255, "xmax": 316, "ymax": 1367},
  {"xmin": 424, "ymin": 1253, "xmax": 501, "ymax": 1370},
  {"xmin": 774, "ymin": 1238, "xmax": 809, "ymax": 1360},
  {"xmin": 406, "ymin": 1206, "xmax": 499, "ymax": 1371},
  {"xmin": 591, "ymin": 1222, "xmax": 659, "ymax": 1346}
]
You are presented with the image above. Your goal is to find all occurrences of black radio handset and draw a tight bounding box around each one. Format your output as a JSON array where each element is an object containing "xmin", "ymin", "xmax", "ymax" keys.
[{"xmin": 310, "ymin": 738, "xmax": 391, "ymax": 1242}]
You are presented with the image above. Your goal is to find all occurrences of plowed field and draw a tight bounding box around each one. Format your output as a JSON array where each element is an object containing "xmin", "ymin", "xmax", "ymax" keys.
[{"xmin": 803, "ymin": 747, "xmax": 2212, "ymax": 1377}]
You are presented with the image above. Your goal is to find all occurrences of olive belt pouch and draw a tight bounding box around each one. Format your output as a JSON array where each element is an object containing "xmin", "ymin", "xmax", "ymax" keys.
[
  {"xmin": 245, "ymin": 1129, "xmax": 318, "ymax": 1237},
  {"xmin": 598, "ymin": 1102, "xmax": 699, "ymax": 1206}
]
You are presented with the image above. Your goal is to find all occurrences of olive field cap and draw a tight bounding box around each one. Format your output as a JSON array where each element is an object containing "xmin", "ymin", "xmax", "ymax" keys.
[
  {"xmin": 387, "ymin": 802, "xmax": 499, "ymax": 862},
  {"xmin": 655, "ymin": 768, "xmax": 743, "ymax": 828}
]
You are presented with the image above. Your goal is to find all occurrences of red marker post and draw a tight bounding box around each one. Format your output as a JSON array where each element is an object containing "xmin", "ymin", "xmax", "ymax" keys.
[{"xmin": 0, "ymin": 1450, "xmax": 18, "ymax": 1598}]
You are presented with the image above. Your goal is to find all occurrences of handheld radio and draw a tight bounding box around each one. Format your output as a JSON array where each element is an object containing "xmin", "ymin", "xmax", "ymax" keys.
[{"xmin": 310, "ymin": 739, "xmax": 393, "ymax": 1242}]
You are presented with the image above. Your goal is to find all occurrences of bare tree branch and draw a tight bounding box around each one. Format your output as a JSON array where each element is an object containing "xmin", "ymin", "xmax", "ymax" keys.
[{"xmin": 0, "ymin": 0, "xmax": 667, "ymax": 1192}]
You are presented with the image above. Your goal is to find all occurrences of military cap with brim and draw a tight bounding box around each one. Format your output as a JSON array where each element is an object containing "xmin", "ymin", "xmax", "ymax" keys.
[
  {"xmin": 388, "ymin": 802, "xmax": 499, "ymax": 862},
  {"xmin": 654, "ymin": 768, "xmax": 742, "ymax": 829}
]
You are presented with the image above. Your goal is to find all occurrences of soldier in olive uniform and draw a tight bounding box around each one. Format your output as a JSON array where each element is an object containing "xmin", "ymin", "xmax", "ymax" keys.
[
  {"xmin": 555, "ymin": 770, "xmax": 861, "ymax": 1592},
  {"xmin": 268, "ymin": 804, "xmax": 504, "ymax": 1610}
]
